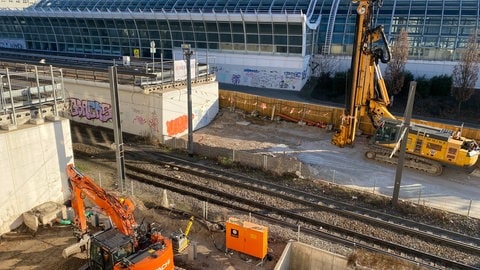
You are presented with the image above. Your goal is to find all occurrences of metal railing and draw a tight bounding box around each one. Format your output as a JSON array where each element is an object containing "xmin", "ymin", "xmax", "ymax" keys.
[{"xmin": 0, "ymin": 65, "xmax": 65, "ymax": 126}]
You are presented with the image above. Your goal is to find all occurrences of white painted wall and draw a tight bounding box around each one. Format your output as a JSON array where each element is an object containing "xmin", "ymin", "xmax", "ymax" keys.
[
  {"xmin": 0, "ymin": 119, "xmax": 73, "ymax": 235},
  {"xmin": 333, "ymin": 57, "xmax": 480, "ymax": 89},
  {"xmin": 63, "ymin": 79, "xmax": 219, "ymax": 143},
  {"xmin": 179, "ymin": 50, "xmax": 310, "ymax": 91}
]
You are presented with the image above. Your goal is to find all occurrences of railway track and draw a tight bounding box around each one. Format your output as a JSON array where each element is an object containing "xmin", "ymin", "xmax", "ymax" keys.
[
  {"xmin": 147, "ymin": 151, "xmax": 479, "ymax": 244},
  {"xmin": 74, "ymin": 144, "xmax": 480, "ymax": 270}
]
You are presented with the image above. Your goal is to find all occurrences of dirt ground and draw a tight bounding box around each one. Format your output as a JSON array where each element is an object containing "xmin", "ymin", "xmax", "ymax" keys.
[
  {"xmin": 0, "ymin": 225, "xmax": 87, "ymax": 270},
  {"xmin": 0, "ymin": 108, "xmax": 303, "ymax": 270},
  {"xmin": 193, "ymin": 108, "xmax": 319, "ymax": 153},
  {"xmin": 0, "ymin": 152, "xmax": 284, "ymax": 270},
  {"xmin": 0, "ymin": 107, "xmax": 333, "ymax": 270}
]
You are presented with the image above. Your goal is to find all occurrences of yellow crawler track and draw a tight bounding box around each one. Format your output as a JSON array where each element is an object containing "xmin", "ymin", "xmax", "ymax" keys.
[{"xmin": 365, "ymin": 145, "xmax": 443, "ymax": 176}]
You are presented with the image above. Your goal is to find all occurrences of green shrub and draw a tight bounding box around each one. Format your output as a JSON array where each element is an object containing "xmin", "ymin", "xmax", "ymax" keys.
[
  {"xmin": 430, "ymin": 74, "xmax": 452, "ymax": 96},
  {"xmin": 414, "ymin": 75, "xmax": 431, "ymax": 98},
  {"xmin": 217, "ymin": 156, "xmax": 233, "ymax": 167},
  {"xmin": 400, "ymin": 71, "xmax": 414, "ymax": 98}
]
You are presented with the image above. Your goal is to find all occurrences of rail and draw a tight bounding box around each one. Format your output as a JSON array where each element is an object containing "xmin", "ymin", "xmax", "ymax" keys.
[{"xmin": 72, "ymin": 140, "xmax": 480, "ymax": 270}]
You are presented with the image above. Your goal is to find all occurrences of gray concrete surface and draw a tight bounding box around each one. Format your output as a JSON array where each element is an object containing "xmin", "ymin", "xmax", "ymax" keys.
[
  {"xmin": 274, "ymin": 240, "xmax": 350, "ymax": 270},
  {"xmin": 273, "ymin": 133, "xmax": 480, "ymax": 219}
]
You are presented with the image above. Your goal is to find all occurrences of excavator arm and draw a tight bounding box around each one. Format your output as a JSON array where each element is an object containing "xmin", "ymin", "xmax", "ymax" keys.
[
  {"xmin": 66, "ymin": 163, "xmax": 137, "ymax": 239},
  {"xmin": 64, "ymin": 164, "xmax": 175, "ymax": 270},
  {"xmin": 332, "ymin": 0, "xmax": 394, "ymax": 147}
]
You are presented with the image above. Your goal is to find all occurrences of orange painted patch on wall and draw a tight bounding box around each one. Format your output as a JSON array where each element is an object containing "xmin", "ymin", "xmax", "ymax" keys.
[{"xmin": 166, "ymin": 114, "xmax": 194, "ymax": 136}]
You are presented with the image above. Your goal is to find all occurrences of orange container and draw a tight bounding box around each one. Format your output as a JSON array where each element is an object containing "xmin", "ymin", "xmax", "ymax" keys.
[{"xmin": 225, "ymin": 217, "xmax": 268, "ymax": 259}]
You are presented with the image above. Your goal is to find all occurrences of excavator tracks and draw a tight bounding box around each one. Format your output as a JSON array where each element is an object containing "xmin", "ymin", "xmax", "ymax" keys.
[{"xmin": 365, "ymin": 145, "xmax": 443, "ymax": 176}]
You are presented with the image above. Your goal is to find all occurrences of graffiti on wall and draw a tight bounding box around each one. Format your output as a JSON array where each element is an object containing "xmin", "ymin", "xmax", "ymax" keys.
[
  {"xmin": 69, "ymin": 98, "xmax": 112, "ymax": 122},
  {"xmin": 281, "ymin": 71, "xmax": 304, "ymax": 90},
  {"xmin": 133, "ymin": 109, "xmax": 160, "ymax": 133},
  {"xmin": 210, "ymin": 66, "xmax": 223, "ymax": 74},
  {"xmin": 222, "ymin": 67, "xmax": 305, "ymax": 90},
  {"xmin": 231, "ymin": 74, "xmax": 241, "ymax": 85},
  {"xmin": 166, "ymin": 114, "xmax": 195, "ymax": 136}
]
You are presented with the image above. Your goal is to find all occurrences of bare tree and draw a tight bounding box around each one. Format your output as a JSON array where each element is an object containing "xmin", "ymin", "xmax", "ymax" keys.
[
  {"xmin": 385, "ymin": 29, "xmax": 409, "ymax": 106},
  {"xmin": 451, "ymin": 32, "xmax": 479, "ymax": 113}
]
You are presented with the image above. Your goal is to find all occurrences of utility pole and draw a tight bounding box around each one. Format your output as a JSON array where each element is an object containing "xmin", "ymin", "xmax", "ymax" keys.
[
  {"xmin": 108, "ymin": 66, "xmax": 126, "ymax": 193},
  {"xmin": 392, "ymin": 81, "xmax": 416, "ymax": 208},
  {"xmin": 182, "ymin": 44, "xmax": 194, "ymax": 157}
]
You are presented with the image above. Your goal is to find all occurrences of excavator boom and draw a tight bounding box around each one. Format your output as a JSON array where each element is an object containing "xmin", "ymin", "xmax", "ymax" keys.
[
  {"xmin": 66, "ymin": 163, "xmax": 136, "ymax": 238},
  {"xmin": 65, "ymin": 164, "xmax": 175, "ymax": 270}
]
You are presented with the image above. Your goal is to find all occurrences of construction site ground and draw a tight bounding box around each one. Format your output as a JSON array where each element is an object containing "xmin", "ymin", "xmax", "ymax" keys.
[
  {"xmin": 0, "ymin": 158, "xmax": 284, "ymax": 270},
  {"xmin": 1, "ymin": 107, "xmax": 479, "ymax": 270},
  {"xmin": 0, "ymin": 149, "xmax": 284, "ymax": 270},
  {"xmin": 193, "ymin": 108, "xmax": 480, "ymax": 219}
]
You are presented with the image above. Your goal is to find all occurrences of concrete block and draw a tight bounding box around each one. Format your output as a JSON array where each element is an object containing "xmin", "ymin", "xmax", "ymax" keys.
[
  {"xmin": 45, "ymin": 115, "xmax": 61, "ymax": 122},
  {"xmin": 29, "ymin": 118, "xmax": 45, "ymax": 125},
  {"xmin": 1, "ymin": 124, "xmax": 17, "ymax": 131},
  {"xmin": 23, "ymin": 202, "xmax": 64, "ymax": 226},
  {"xmin": 62, "ymin": 234, "xmax": 90, "ymax": 258},
  {"xmin": 37, "ymin": 202, "xmax": 64, "ymax": 225},
  {"xmin": 22, "ymin": 211, "xmax": 39, "ymax": 232},
  {"xmin": 39, "ymin": 211, "xmax": 57, "ymax": 225}
]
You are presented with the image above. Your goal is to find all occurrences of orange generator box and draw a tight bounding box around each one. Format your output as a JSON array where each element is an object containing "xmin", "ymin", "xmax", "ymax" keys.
[{"xmin": 225, "ymin": 217, "xmax": 268, "ymax": 259}]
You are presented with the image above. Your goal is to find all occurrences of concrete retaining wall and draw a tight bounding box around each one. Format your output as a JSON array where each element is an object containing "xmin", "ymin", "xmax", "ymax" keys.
[
  {"xmin": 274, "ymin": 240, "xmax": 350, "ymax": 270},
  {"xmin": 334, "ymin": 56, "xmax": 480, "ymax": 89},
  {"xmin": 165, "ymin": 137, "xmax": 312, "ymax": 178},
  {"xmin": 62, "ymin": 78, "xmax": 219, "ymax": 143},
  {"xmin": 0, "ymin": 118, "xmax": 73, "ymax": 235},
  {"xmin": 179, "ymin": 50, "xmax": 310, "ymax": 91}
]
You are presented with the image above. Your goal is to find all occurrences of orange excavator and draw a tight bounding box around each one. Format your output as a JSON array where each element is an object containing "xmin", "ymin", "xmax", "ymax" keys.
[{"xmin": 64, "ymin": 163, "xmax": 174, "ymax": 270}]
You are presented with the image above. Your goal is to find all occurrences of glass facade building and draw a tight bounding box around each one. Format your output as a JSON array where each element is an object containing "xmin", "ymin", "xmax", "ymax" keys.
[
  {"xmin": 0, "ymin": 0, "xmax": 478, "ymax": 90},
  {"xmin": 0, "ymin": 0, "xmax": 314, "ymax": 59},
  {"xmin": 322, "ymin": 0, "xmax": 480, "ymax": 61}
]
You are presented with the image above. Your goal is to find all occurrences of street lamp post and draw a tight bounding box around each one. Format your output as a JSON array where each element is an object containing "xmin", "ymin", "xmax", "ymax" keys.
[
  {"xmin": 182, "ymin": 44, "xmax": 194, "ymax": 157},
  {"xmin": 150, "ymin": 41, "xmax": 156, "ymax": 73}
]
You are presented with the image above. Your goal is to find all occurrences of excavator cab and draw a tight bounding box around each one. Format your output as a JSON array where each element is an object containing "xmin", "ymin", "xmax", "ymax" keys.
[{"xmin": 89, "ymin": 229, "xmax": 134, "ymax": 270}]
